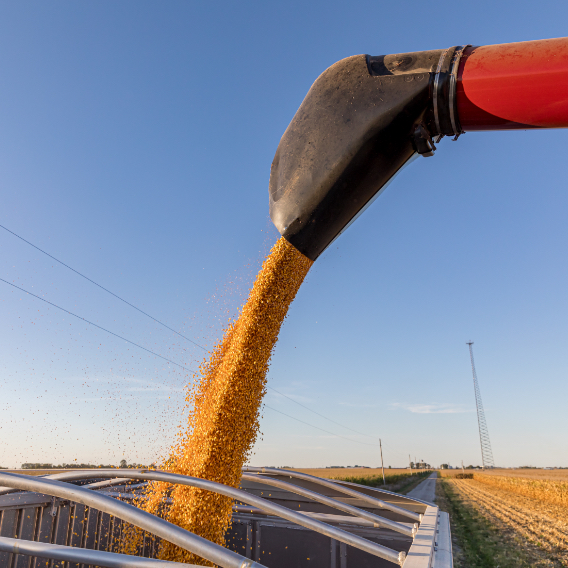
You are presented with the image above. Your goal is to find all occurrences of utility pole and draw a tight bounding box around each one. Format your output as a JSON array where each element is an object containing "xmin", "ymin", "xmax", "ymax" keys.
[
  {"xmin": 462, "ymin": 460, "xmax": 465, "ymax": 474},
  {"xmin": 467, "ymin": 342, "xmax": 495, "ymax": 469},
  {"xmin": 409, "ymin": 454, "xmax": 413, "ymax": 475},
  {"xmin": 379, "ymin": 439, "xmax": 386, "ymax": 486}
]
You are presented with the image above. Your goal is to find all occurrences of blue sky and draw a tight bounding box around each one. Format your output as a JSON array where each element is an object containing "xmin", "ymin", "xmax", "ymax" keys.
[{"xmin": 0, "ymin": 1, "xmax": 566, "ymax": 469}]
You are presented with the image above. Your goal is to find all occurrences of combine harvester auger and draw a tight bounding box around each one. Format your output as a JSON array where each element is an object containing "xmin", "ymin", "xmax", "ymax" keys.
[
  {"xmin": 2, "ymin": 37, "xmax": 567, "ymax": 568},
  {"xmin": 269, "ymin": 37, "xmax": 568, "ymax": 260}
]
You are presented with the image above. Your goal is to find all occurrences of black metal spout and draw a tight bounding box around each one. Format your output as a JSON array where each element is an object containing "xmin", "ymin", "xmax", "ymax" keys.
[{"xmin": 269, "ymin": 47, "xmax": 463, "ymax": 260}]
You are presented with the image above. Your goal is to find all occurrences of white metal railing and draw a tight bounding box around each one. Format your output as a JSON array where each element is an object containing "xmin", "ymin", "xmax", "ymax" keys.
[{"xmin": 0, "ymin": 467, "xmax": 443, "ymax": 567}]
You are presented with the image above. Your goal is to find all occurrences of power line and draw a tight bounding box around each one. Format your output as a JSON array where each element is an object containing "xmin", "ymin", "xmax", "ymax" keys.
[
  {"xmin": 267, "ymin": 387, "xmax": 409, "ymax": 459},
  {"xmin": 0, "ymin": 223, "xmax": 206, "ymax": 351},
  {"xmin": 266, "ymin": 404, "xmax": 409, "ymax": 461},
  {"xmin": 268, "ymin": 386, "xmax": 382, "ymax": 442},
  {"xmin": 263, "ymin": 405, "xmax": 380, "ymax": 447},
  {"xmin": 0, "ymin": 277, "xmax": 197, "ymax": 374},
  {"xmin": 2, "ymin": 276, "xmax": 411, "ymax": 461},
  {"xmin": 0, "ymin": 224, "xmax": 409, "ymax": 459}
]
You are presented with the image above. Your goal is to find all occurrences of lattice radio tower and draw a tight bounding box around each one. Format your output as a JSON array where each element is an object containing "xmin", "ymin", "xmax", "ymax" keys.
[{"xmin": 467, "ymin": 342, "xmax": 495, "ymax": 469}]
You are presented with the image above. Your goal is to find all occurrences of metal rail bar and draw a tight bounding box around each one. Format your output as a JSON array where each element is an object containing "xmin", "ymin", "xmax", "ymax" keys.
[
  {"xmin": 0, "ymin": 472, "xmax": 266, "ymax": 568},
  {"xmin": 0, "ymin": 536, "xmax": 197, "ymax": 568},
  {"xmin": 240, "ymin": 473, "xmax": 416, "ymax": 538},
  {"xmin": 401, "ymin": 505, "xmax": 438, "ymax": 568},
  {"xmin": 242, "ymin": 467, "xmax": 421, "ymax": 522},
  {"xmin": 40, "ymin": 469, "xmax": 421, "ymax": 523},
  {"xmin": 1, "ymin": 469, "xmax": 406, "ymax": 566},
  {"xmin": 0, "ymin": 475, "xmax": 134, "ymax": 496},
  {"xmin": 86, "ymin": 477, "xmax": 139, "ymax": 490},
  {"xmin": 21, "ymin": 470, "xmax": 414, "ymax": 537}
]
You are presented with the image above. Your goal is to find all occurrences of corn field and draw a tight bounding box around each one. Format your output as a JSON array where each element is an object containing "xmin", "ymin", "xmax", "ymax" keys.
[{"xmin": 474, "ymin": 474, "xmax": 568, "ymax": 509}]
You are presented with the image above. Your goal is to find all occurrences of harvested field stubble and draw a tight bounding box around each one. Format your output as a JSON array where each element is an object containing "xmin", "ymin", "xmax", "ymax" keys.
[
  {"xmin": 131, "ymin": 237, "xmax": 313, "ymax": 565},
  {"xmin": 441, "ymin": 468, "xmax": 568, "ymax": 482},
  {"xmin": 475, "ymin": 474, "xmax": 568, "ymax": 508},
  {"xmin": 440, "ymin": 470, "xmax": 568, "ymax": 509},
  {"xmin": 449, "ymin": 478, "xmax": 568, "ymax": 566},
  {"xmin": 483, "ymin": 469, "xmax": 568, "ymax": 482}
]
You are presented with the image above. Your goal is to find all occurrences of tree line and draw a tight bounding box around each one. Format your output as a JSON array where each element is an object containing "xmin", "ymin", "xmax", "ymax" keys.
[{"xmin": 20, "ymin": 460, "xmax": 153, "ymax": 469}]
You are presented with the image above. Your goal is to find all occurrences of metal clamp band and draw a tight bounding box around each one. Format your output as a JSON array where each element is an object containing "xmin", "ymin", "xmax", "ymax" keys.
[
  {"xmin": 433, "ymin": 48, "xmax": 450, "ymax": 136},
  {"xmin": 449, "ymin": 45, "xmax": 470, "ymax": 136}
]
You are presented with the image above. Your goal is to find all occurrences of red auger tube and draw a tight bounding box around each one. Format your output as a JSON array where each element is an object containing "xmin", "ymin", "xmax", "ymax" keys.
[{"xmin": 457, "ymin": 37, "xmax": 568, "ymax": 131}]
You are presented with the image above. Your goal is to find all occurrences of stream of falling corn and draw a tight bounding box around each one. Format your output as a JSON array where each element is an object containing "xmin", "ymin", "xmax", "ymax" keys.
[{"xmin": 126, "ymin": 237, "xmax": 312, "ymax": 565}]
